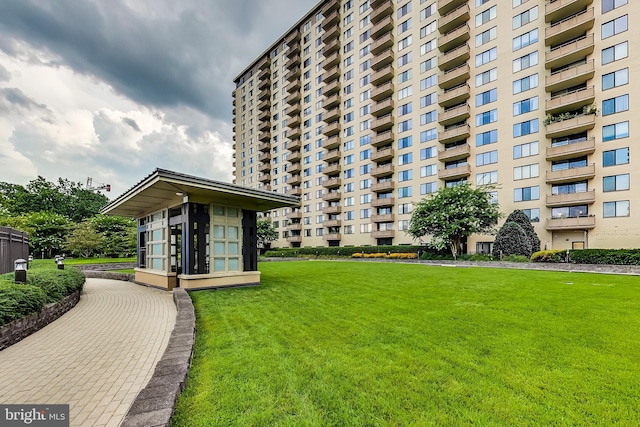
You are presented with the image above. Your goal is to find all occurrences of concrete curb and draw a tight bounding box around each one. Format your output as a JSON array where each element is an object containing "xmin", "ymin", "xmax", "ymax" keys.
[{"xmin": 120, "ymin": 288, "xmax": 196, "ymax": 427}]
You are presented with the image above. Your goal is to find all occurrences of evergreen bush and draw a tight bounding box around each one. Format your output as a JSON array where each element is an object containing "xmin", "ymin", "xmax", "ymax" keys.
[
  {"xmin": 504, "ymin": 210, "xmax": 540, "ymax": 253},
  {"xmin": 492, "ymin": 222, "xmax": 531, "ymax": 258}
]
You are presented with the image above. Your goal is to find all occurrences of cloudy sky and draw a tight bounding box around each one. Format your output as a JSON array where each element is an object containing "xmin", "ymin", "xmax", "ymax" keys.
[{"xmin": 0, "ymin": 0, "xmax": 318, "ymax": 197}]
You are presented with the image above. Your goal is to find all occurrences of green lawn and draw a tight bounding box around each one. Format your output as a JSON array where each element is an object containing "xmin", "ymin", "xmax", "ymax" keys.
[
  {"xmin": 172, "ymin": 261, "xmax": 640, "ymax": 426},
  {"xmin": 28, "ymin": 257, "xmax": 135, "ymax": 270}
]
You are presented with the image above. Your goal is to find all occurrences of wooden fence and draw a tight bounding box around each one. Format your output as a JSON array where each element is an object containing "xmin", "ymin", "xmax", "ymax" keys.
[{"xmin": 0, "ymin": 227, "xmax": 30, "ymax": 275}]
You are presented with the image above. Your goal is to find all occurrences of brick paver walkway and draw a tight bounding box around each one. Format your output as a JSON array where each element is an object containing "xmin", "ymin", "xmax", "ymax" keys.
[{"xmin": 0, "ymin": 278, "xmax": 176, "ymax": 427}]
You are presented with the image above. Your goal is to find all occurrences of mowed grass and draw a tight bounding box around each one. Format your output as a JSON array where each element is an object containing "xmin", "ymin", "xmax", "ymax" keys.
[{"xmin": 172, "ymin": 261, "xmax": 640, "ymax": 426}]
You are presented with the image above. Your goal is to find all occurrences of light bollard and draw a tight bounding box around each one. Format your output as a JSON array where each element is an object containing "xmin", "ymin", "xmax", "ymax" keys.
[{"xmin": 14, "ymin": 259, "xmax": 27, "ymax": 284}]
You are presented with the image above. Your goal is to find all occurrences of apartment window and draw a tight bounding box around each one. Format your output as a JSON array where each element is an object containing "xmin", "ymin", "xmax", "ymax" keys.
[
  {"xmin": 513, "ymin": 6, "xmax": 538, "ymax": 29},
  {"xmin": 398, "ymin": 102, "xmax": 413, "ymax": 116},
  {"xmin": 398, "ymin": 86, "xmax": 413, "ymax": 99},
  {"xmin": 476, "ymin": 109, "xmax": 498, "ymax": 126},
  {"xmin": 398, "ymin": 52, "xmax": 412, "ymax": 66},
  {"xmin": 420, "ymin": 164, "xmax": 437, "ymax": 177},
  {"xmin": 398, "ymin": 170, "xmax": 413, "ymax": 182},
  {"xmin": 360, "ymin": 164, "xmax": 371, "ymax": 175},
  {"xmin": 513, "ymin": 0, "xmax": 530, "ymax": 6},
  {"xmin": 360, "ymin": 223, "xmax": 371, "ymax": 233},
  {"xmin": 476, "ymin": 130, "xmax": 497, "ymax": 146},
  {"xmin": 360, "ymin": 194, "xmax": 371, "ymax": 204},
  {"xmin": 603, "ymin": 147, "xmax": 629, "ymax": 167},
  {"xmin": 603, "ymin": 200, "xmax": 629, "ymax": 217},
  {"xmin": 360, "ymin": 148, "xmax": 371, "ymax": 160},
  {"xmin": 421, "ymin": 128, "xmax": 437, "ymax": 142},
  {"xmin": 398, "ymin": 70, "xmax": 412, "ymax": 83},
  {"xmin": 476, "ymin": 171, "xmax": 497, "ymax": 186},
  {"xmin": 344, "ymin": 112, "xmax": 354, "ymax": 123},
  {"xmin": 344, "ymin": 211, "xmax": 355, "ymax": 221},
  {"xmin": 513, "ymin": 141, "xmax": 538, "ymax": 159},
  {"xmin": 475, "ymin": 47, "xmax": 497, "ymax": 67},
  {"xmin": 360, "ymin": 208, "xmax": 371, "ymax": 219},
  {"xmin": 513, "ymin": 74, "xmax": 538, "ymax": 94},
  {"xmin": 603, "ymin": 174, "xmax": 630, "ymax": 192},
  {"xmin": 602, "ymin": 68, "xmax": 628, "ymax": 90},
  {"xmin": 420, "ymin": 58, "xmax": 436, "ymax": 73},
  {"xmin": 602, "ymin": 42, "xmax": 628, "ymax": 65},
  {"xmin": 513, "ymin": 51, "xmax": 538, "ymax": 73},
  {"xmin": 513, "ymin": 28, "xmax": 538, "ymax": 51},
  {"xmin": 602, "ymin": 94, "xmax": 629, "ymax": 116},
  {"xmin": 514, "ymin": 186, "xmax": 540, "ymax": 202},
  {"xmin": 398, "ymin": 186, "xmax": 412, "ymax": 198},
  {"xmin": 420, "ymin": 146, "xmax": 437, "ymax": 160},
  {"xmin": 344, "ymin": 154, "xmax": 355, "ymax": 165},
  {"xmin": 399, "ymin": 152, "xmax": 413, "ymax": 165},
  {"xmin": 420, "ymin": 40, "xmax": 437, "ymax": 56},
  {"xmin": 602, "ymin": 15, "xmax": 628, "ymax": 39},
  {"xmin": 475, "ymin": 27, "xmax": 497, "ymax": 47},
  {"xmin": 476, "ymin": 150, "xmax": 498, "ymax": 166},
  {"xmin": 476, "ymin": 0, "xmax": 490, "ymax": 5},
  {"xmin": 602, "ymin": 121, "xmax": 629, "ymax": 142},
  {"xmin": 398, "ymin": 18, "xmax": 412, "ymax": 34},
  {"xmin": 522, "ymin": 208, "xmax": 540, "ymax": 222},
  {"xmin": 514, "ymin": 163, "xmax": 539, "ymax": 180},
  {"xmin": 398, "ymin": 3, "xmax": 411, "ymax": 18},
  {"xmin": 420, "ymin": 21, "xmax": 436, "ymax": 38},
  {"xmin": 475, "ymin": 6, "xmax": 497, "ymax": 27},
  {"xmin": 513, "ymin": 119, "xmax": 539, "ymax": 137},
  {"xmin": 360, "ymin": 134, "xmax": 371, "ymax": 145},
  {"xmin": 398, "ymin": 119, "xmax": 413, "ymax": 132},
  {"xmin": 602, "ymin": 0, "xmax": 627, "ymax": 14},
  {"xmin": 360, "ymin": 178, "xmax": 372, "ymax": 189},
  {"xmin": 475, "ymin": 68, "xmax": 497, "ymax": 87},
  {"xmin": 421, "ymin": 75, "xmax": 437, "ymax": 90},
  {"xmin": 344, "ymin": 169, "xmax": 355, "ymax": 179},
  {"xmin": 360, "ymin": 104, "xmax": 370, "ymax": 116},
  {"xmin": 476, "ymin": 88, "xmax": 497, "ymax": 106},
  {"xmin": 399, "ymin": 136, "xmax": 413, "ymax": 148},
  {"xmin": 420, "ymin": 182, "xmax": 437, "ymax": 195},
  {"xmin": 513, "ymin": 96, "xmax": 539, "ymax": 116},
  {"xmin": 420, "ymin": 93, "xmax": 436, "ymax": 108},
  {"xmin": 398, "ymin": 203, "xmax": 412, "ymax": 215},
  {"xmin": 420, "ymin": 3, "xmax": 436, "ymax": 20},
  {"xmin": 420, "ymin": 111, "xmax": 437, "ymax": 125},
  {"xmin": 359, "ymin": 45, "xmax": 370, "ymax": 57},
  {"xmin": 398, "ymin": 35, "xmax": 413, "ymax": 50}
]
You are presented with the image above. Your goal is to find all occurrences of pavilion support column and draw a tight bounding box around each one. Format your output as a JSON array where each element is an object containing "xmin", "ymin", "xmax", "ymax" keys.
[
  {"xmin": 242, "ymin": 210, "xmax": 258, "ymax": 272},
  {"xmin": 181, "ymin": 202, "xmax": 194, "ymax": 275}
]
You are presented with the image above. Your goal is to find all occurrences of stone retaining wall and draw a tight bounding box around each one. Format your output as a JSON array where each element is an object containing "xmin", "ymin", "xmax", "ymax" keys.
[
  {"xmin": 74, "ymin": 263, "xmax": 136, "ymax": 271},
  {"xmin": 120, "ymin": 288, "xmax": 196, "ymax": 427},
  {"xmin": 0, "ymin": 290, "xmax": 81, "ymax": 351},
  {"xmin": 82, "ymin": 270, "xmax": 135, "ymax": 282}
]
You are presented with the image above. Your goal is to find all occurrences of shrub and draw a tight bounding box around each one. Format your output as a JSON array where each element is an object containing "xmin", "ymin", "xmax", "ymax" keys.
[
  {"xmin": 493, "ymin": 222, "xmax": 531, "ymax": 258},
  {"xmin": 503, "ymin": 210, "xmax": 540, "ymax": 253},
  {"xmin": 531, "ymin": 249, "xmax": 567, "ymax": 263},
  {"xmin": 503, "ymin": 255, "xmax": 531, "ymax": 263},
  {"xmin": 0, "ymin": 282, "xmax": 47, "ymax": 326},
  {"xmin": 569, "ymin": 249, "xmax": 640, "ymax": 265},
  {"xmin": 26, "ymin": 269, "xmax": 85, "ymax": 303},
  {"xmin": 265, "ymin": 245, "xmax": 425, "ymax": 258},
  {"xmin": 459, "ymin": 254, "xmax": 494, "ymax": 262}
]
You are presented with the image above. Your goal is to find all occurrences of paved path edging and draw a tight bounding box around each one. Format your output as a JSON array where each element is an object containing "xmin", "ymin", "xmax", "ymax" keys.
[
  {"xmin": 120, "ymin": 288, "xmax": 196, "ymax": 427},
  {"xmin": 0, "ymin": 290, "xmax": 81, "ymax": 351},
  {"xmin": 83, "ymin": 270, "xmax": 135, "ymax": 282}
]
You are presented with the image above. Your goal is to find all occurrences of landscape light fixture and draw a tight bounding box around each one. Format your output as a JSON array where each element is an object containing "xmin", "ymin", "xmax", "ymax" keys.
[{"xmin": 14, "ymin": 259, "xmax": 27, "ymax": 284}]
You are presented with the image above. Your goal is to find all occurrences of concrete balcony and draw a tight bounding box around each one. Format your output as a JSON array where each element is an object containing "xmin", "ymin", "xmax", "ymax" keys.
[
  {"xmin": 371, "ymin": 115, "xmax": 394, "ymax": 132},
  {"xmin": 438, "ymin": 24, "xmax": 469, "ymax": 52},
  {"xmin": 288, "ymin": 126, "xmax": 302, "ymax": 140},
  {"xmin": 287, "ymin": 223, "xmax": 302, "ymax": 231},
  {"xmin": 322, "ymin": 191, "xmax": 341, "ymax": 202},
  {"xmin": 546, "ymin": 190, "xmax": 596, "ymax": 207},
  {"xmin": 438, "ymin": 43, "xmax": 470, "ymax": 71},
  {"xmin": 285, "ymin": 30, "xmax": 300, "ymax": 46},
  {"xmin": 323, "ymin": 135, "xmax": 341, "ymax": 150},
  {"xmin": 545, "ymin": 0, "xmax": 594, "ymax": 23},
  {"xmin": 286, "ymin": 235, "xmax": 303, "ymax": 243},
  {"xmin": 371, "ymin": 15, "xmax": 393, "ymax": 39},
  {"xmin": 288, "ymin": 151, "xmax": 302, "ymax": 163},
  {"xmin": 371, "ymin": 64, "xmax": 394, "ymax": 86},
  {"xmin": 372, "ymin": 98, "xmax": 394, "ymax": 117},
  {"xmin": 324, "ymin": 163, "xmax": 341, "ymax": 176},
  {"xmin": 438, "ymin": 83, "xmax": 470, "ymax": 108},
  {"xmin": 371, "ymin": 147, "xmax": 394, "ymax": 163},
  {"xmin": 437, "ymin": 4, "xmax": 470, "ymax": 34},
  {"xmin": 258, "ymin": 119, "xmax": 270, "ymax": 131},
  {"xmin": 324, "ymin": 121, "xmax": 340, "ymax": 136},
  {"xmin": 287, "ymin": 67, "xmax": 301, "ymax": 81},
  {"xmin": 546, "ymin": 164, "xmax": 595, "ymax": 184},
  {"xmin": 324, "ymin": 107, "xmax": 340, "ymax": 124},
  {"xmin": 289, "ymin": 187, "xmax": 302, "ymax": 196},
  {"xmin": 371, "ymin": 81, "xmax": 394, "ymax": 101},
  {"xmin": 288, "ymin": 42, "xmax": 301, "ymax": 55},
  {"xmin": 545, "ymin": 114, "xmax": 595, "ymax": 138},
  {"xmin": 286, "ymin": 103, "xmax": 301, "ymax": 117},
  {"xmin": 258, "ymin": 89, "xmax": 271, "ymax": 101},
  {"xmin": 438, "ymin": 103, "xmax": 470, "ymax": 126},
  {"xmin": 258, "ymin": 142, "xmax": 271, "ymax": 152},
  {"xmin": 258, "ymin": 110, "xmax": 270, "ymax": 122},
  {"xmin": 545, "ymin": 33, "xmax": 594, "ymax": 70},
  {"xmin": 545, "ymin": 8, "xmax": 594, "ymax": 47},
  {"xmin": 371, "ymin": 181, "xmax": 394, "ymax": 193},
  {"xmin": 324, "ymin": 93, "xmax": 341, "ymax": 109},
  {"xmin": 371, "ymin": 48, "xmax": 394, "ymax": 71},
  {"xmin": 257, "ymin": 56, "xmax": 269, "ymax": 70},
  {"xmin": 324, "ymin": 80, "xmax": 340, "ymax": 96},
  {"xmin": 258, "ymin": 131, "xmax": 271, "ymax": 142},
  {"xmin": 286, "ymin": 79, "xmax": 301, "ymax": 93},
  {"xmin": 371, "ymin": 1, "xmax": 393, "ymax": 24},
  {"xmin": 438, "ymin": 124, "xmax": 470, "ymax": 145},
  {"xmin": 322, "ymin": 205, "xmax": 342, "ymax": 215},
  {"xmin": 286, "ymin": 54, "xmax": 300, "ymax": 69},
  {"xmin": 322, "ymin": 177, "xmax": 341, "ymax": 189},
  {"xmin": 258, "ymin": 152, "xmax": 271, "ymax": 162},
  {"xmin": 370, "ymin": 164, "xmax": 394, "ymax": 178},
  {"xmin": 322, "ymin": 0, "xmax": 339, "ymax": 15},
  {"xmin": 372, "ymin": 230, "xmax": 395, "ymax": 239},
  {"xmin": 323, "ymin": 65, "xmax": 340, "ymax": 83},
  {"xmin": 545, "ymin": 86, "xmax": 595, "ymax": 115},
  {"xmin": 438, "ymin": 164, "xmax": 471, "ymax": 180},
  {"xmin": 324, "ymin": 148, "xmax": 341, "ymax": 163},
  {"xmin": 323, "ymin": 9, "xmax": 339, "ymax": 28},
  {"xmin": 258, "ymin": 99, "xmax": 270, "ymax": 111},
  {"xmin": 371, "ymin": 130, "xmax": 394, "ymax": 147},
  {"xmin": 438, "ymin": 144, "xmax": 470, "ymax": 162},
  {"xmin": 324, "ymin": 38, "xmax": 340, "ymax": 55},
  {"xmin": 288, "ymin": 174, "xmax": 302, "ymax": 186},
  {"xmin": 288, "ymin": 139, "xmax": 302, "ymax": 151},
  {"xmin": 258, "ymin": 75, "xmax": 270, "ymax": 89},
  {"xmin": 545, "ymin": 138, "xmax": 595, "ymax": 161},
  {"xmin": 288, "ymin": 163, "xmax": 302, "ymax": 174},
  {"xmin": 288, "ymin": 115, "xmax": 301, "ymax": 129},
  {"xmin": 438, "ymin": 64, "xmax": 470, "ymax": 89},
  {"xmin": 438, "ymin": 0, "xmax": 467, "ymax": 15},
  {"xmin": 259, "ymin": 174, "xmax": 271, "ymax": 183},
  {"xmin": 323, "ymin": 219, "xmax": 342, "ymax": 228},
  {"xmin": 545, "ymin": 216, "xmax": 596, "ymax": 230},
  {"xmin": 545, "ymin": 60, "xmax": 594, "ymax": 93},
  {"xmin": 371, "ymin": 32, "xmax": 394, "ymax": 55},
  {"xmin": 372, "ymin": 214, "xmax": 395, "ymax": 223},
  {"xmin": 288, "ymin": 90, "xmax": 301, "ymax": 103},
  {"xmin": 371, "ymin": 196, "xmax": 395, "ymax": 207},
  {"xmin": 323, "ymin": 233, "xmax": 342, "ymax": 241},
  {"xmin": 322, "ymin": 24, "xmax": 340, "ymax": 43},
  {"xmin": 324, "ymin": 51, "xmax": 341, "ymax": 69}
]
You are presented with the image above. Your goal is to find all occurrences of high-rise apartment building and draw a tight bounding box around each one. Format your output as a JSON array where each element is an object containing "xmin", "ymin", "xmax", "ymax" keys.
[{"xmin": 233, "ymin": 0, "xmax": 636, "ymax": 252}]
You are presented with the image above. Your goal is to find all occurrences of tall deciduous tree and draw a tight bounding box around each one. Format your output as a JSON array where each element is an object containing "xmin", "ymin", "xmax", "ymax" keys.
[
  {"xmin": 257, "ymin": 218, "xmax": 278, "ymax": 252},
  {"xmin": 408, "ymin": 184, "xmax": 501, "ymax": 259},
  {"xmin": 0, "ymin": 212, "xmax": 71, "ymax": 258},
  {"xmin": 90, "ymin": 215, "xmax": 137, "ymax": 257},
  {"xmin": 65, "ymin": 221, "xmax": 103, "ymax": 258}
]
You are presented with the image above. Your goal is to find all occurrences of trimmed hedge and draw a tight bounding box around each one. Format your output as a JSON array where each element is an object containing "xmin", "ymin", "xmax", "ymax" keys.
[
  {"xmin": 25, "ymin": 269, "xmax": 85, "ymax": 303},
  {"xmin": 569, "ymin": 249, "xmax": 640, "ymax": 265},
  {"xmin": 0, "ymin": 282, "xmax": 47, "ymax": 326},
  {"xmin": 265, "ymin": 245, "xmax": 427, "ymax": 258},
  {"xmin": 531, "ymin": 250, "xmax": 567, "ymax": 263}
]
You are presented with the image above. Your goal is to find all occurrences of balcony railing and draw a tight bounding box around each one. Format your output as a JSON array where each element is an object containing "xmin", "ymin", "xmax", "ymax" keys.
[{"xmin": 545, "ymin": 215, "xmax": 596, "ymax": 230}]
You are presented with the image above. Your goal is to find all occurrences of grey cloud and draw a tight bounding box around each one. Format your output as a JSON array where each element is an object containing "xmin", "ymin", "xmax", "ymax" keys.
[
  {"xmin": 122, "ymin": 117, "xmax": 141, "ymax": 132},
  {"xmin": 0, "ymin": 87, "xmax": 54, "ymax": 121},
  {"xmin": 0, "ymin": 63, "xmax": 9, "ymax": 81},
  {"xmin": 0, "ymin": 0, "xmax": 318, "ymax": 122}
]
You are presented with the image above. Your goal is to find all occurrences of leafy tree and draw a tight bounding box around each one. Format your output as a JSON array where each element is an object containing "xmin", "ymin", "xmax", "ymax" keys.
[
  {"xmin": 257, "ymin": 218, "xmax": 278, "ymax": 252},
  {"xmin": 65, "ymin": 221, "xmax": 103, "ymax": 258},
  {"xmin": 408, "ymin": 184, "xmax": 501, "ymax": 259},
  {"xmin": 492, "ymin": 222, "xmax": 531, "ymax": 258},
  {"xmin": 91, "ymin": 215, "xmax": 137, "ymax": 257},
  {"xmin": 0, "ymin": 212, "xmax": 71, "ymax": 258},
  {"xmin": 503, "ymin": 210, "xmax": 540, "ymax": 253}
]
